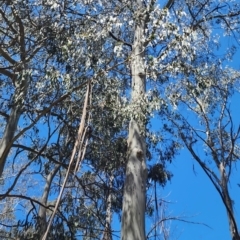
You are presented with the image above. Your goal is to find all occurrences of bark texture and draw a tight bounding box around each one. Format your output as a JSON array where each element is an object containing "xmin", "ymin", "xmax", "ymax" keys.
[
  {"xmin": 0, "ymin": 73, "xmax": 29, "ymax": 177},
  {"xmin": 121, "ymin": 1, "xmax": 147, "ymax": 239},
  {"xmin": 121, "ymin": 120, "xmax": 147, "ymax": 240}
]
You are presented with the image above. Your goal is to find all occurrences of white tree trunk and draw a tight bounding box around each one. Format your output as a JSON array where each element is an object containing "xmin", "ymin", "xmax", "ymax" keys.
[
  {"xmin": 0, "ymin": 11, "xmax": 29, "ymax": 177},
  {"xmin": 0, "ymin": 73, "xmax": 29, "ymax": 177},
  {"xmin": 121, "ymin": 1, "xmax": 147, "ymax": 239},
  {"xmin": 38, "ymin": 165, "xmax": 60, "ymax": 238}
]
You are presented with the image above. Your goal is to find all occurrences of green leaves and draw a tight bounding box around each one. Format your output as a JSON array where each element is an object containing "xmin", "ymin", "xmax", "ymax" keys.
[
  {"xmin": 0, "ymin": 0, "xmax": 240, "ymax": 239},
  {"xmin": 148, "ymin": 163, "xmax": 173, "ymax": 186}
]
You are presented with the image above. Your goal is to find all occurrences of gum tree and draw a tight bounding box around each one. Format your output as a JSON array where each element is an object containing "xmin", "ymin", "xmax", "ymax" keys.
[
  {"xmin": 117, "ymin": 0, "xmax": 240, "ymax": 239},
  {"xmin": 1, "ymin": 0, "xmax": 240, "ymax": 239},
  {"xmin": 165, "ymin": 63, "xmax": 240, "ymax": 239}
]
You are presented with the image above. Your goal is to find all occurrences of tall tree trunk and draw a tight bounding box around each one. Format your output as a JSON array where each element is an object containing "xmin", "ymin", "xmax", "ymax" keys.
[
  {"xmin": 121, "ymin": 1, "xmax": 148, "ymax": 239},
  {"xmin": 0, "ymin": 72, "xmax": 29, "ymax": 177},
  {"xmin": 0, "ymin": 11, "xmax": 28, "ymax": 177},
  {"xmin": 219, "ymin": 163, "xmax": 240, "ymax": 240}
]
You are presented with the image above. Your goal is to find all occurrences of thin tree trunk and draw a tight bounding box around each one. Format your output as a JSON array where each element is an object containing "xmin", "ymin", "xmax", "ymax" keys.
[
  {"xmin": 102, "ymin": 174, "xmax": 114, "ymax": 240},
  {"xmin": 121, "ymin": 1, "xmax": 148, "ymax": 239},
  {"xmin": 219, "ymin": 163, "xmax": 240, "ymax": 240},
  {"xmin": 38, "ymin": 165, "xmax": 60, "ymax": 238}
]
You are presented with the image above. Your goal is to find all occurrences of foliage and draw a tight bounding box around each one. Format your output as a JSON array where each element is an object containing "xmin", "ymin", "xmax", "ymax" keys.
[{"xmin": 0, "ymin": 0, "xmax": 240, "ymax": 239}]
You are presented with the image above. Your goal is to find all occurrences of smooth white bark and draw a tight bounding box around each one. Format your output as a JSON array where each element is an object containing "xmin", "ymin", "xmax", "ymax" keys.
[
  {"xmin": 0, "ymin": 73, "xmax": 29, "ymax": 177},
  {"xmin": 121, "ymin": 1, "xmax": 147, "ymax": 239}
]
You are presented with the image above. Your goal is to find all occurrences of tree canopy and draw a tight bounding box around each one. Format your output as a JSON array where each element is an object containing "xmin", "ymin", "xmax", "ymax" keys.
[{"xmin": 0, "ymin": 0, "xmax": 240, "ymax": 239}]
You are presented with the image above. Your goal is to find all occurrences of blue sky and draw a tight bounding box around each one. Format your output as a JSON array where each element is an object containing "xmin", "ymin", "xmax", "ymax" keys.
[{"xmin": 162, "ymin": 148, "xmax": 240, "ymax": 240}]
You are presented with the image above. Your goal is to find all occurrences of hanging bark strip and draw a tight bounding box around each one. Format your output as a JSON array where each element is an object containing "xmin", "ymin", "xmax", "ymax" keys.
[
  {"xmin": 42, "ymin": 80, "xmax": 92, "ymax": 240},
  {"xmin": 74, "ymin": 89, "xmax": 92, "ymax": 174}
]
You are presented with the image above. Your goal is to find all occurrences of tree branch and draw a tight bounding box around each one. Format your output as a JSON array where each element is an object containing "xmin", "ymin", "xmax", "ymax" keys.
[
  {"xmin": 109, "ymin": 31, "xmax": 132, "ymax": 49},
  {"xmin": 164, "ymin": 0, "xmax": 174, "ymax": 9},
  {"xmin": 0, "ymin": 48, "xmax": 17, "ymax": 65}
]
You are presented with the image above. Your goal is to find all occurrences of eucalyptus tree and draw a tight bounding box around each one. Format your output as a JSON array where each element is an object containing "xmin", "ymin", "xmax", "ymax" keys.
[
  {"xmin": 0, "ymin": 0, "xmax": 77, "ymax": 176},
  {"xmin": 164, "ymin": 61, "xmax": 240, "ymax": 239},
  {"xmin": 0, "ymin": 0, "xmax": 104, "ymax": 238},
  {"xmin": 103, "ymin": 0, "xmax": 240, "ymax": 239},
  {"xmin": 0, "ymin": 0, "xmax": 132, "ymax": 238},
  {"xmin": 1, "ymin": 0, "xmax": 240, "ymax": 239}
]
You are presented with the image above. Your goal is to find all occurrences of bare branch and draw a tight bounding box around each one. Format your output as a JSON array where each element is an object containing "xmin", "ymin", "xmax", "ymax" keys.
[
  {"xmin": 109, "ymin": 31, "xmax": 132, "ymax": 49},
  {"xmin": 0, "ymin": 48, "xmax": 17, "ymax": 65},
  {"xmin": 164, "ymin": 0, "xmax": 174, "ymax": 9}
]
